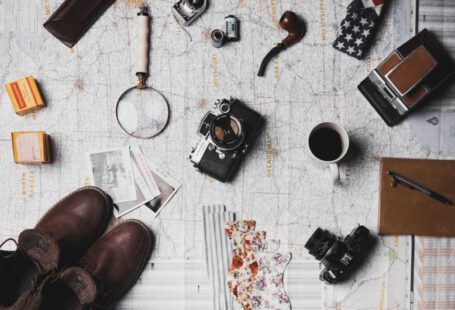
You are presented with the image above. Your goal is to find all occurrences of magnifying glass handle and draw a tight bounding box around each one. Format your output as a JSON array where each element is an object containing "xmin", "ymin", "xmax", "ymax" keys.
[{"xmin": 136, "ymin": 7, "xmax": 150, "ymax": 77}]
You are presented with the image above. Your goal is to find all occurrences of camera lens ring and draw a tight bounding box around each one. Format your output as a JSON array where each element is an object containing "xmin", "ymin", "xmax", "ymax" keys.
[
  {"xmin": 305, "ymin": 228, "xmax": 337, "ymax": 260},
  {"xmin": 209, "ymin": 114, "xmax": 245, "ymax": 151}
]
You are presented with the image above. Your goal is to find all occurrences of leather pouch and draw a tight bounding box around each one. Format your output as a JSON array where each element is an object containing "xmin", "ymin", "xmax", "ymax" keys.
[{"xmin": 43, "ymin": 0, "xmax": 115, "ymax": 48}]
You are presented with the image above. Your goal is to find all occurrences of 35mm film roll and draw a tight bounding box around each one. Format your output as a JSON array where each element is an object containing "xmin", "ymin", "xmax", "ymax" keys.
[{"xmin": 225, "ymin": 15, "xmax": 239, "ymax": 41}]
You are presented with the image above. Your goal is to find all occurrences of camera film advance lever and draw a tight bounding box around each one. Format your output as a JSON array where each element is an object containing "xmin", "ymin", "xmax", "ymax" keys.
[{"xmin": 258, "ymin": 11, "xmax": 306, "ymax": 77}]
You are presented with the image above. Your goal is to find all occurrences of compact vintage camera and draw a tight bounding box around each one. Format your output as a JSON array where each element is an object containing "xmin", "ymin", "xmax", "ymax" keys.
[
  {"xmin": 189, "ymin": 98, "xmax": 264, "ymax": 182},
  {"xmin": 172, "ymin": 0, "xmax": 208, "ymax": 26},
  {"xmin": 305, "ymin": 225, "xmax": 371, "ymax": 284}
]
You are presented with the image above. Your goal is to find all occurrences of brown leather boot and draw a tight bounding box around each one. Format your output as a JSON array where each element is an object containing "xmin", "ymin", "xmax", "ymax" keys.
[
  {"xmin": 26, "ymin": 220, "xmax": 153, "ymax": 310},
  {"xmin": 0, "ymin": 187, "xmax": 113, "ymax": 310}
]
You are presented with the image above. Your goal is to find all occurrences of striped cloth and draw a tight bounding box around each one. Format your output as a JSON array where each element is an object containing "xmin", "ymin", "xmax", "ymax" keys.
[
  {"xmin": 115, "ymin": 259, "xmax": 322, "ymax": 310},
  {"xmin": 202, "ymin": 205, "xmax": 236, "ymax": 310}
]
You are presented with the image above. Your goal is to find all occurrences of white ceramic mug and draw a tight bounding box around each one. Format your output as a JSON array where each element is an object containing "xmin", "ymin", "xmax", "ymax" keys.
[{"xmin": 307, "ymin": 122, "xmax": 350, "ymax": 185}]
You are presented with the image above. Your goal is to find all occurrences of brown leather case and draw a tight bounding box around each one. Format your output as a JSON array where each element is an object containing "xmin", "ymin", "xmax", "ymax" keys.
[
  {"xmin": 379, "ymin": 157, "xmax": 455, "ymax": 236},
  {"xmin": 43, "ymin": 0, "xmax": 115, "ymax": 48},
  {"xmin": 386, "ymin": 46, "xmax": 437, "ymax": 95}
]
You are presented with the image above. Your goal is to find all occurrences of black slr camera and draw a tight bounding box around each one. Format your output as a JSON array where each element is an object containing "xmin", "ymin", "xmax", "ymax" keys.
[
  {"xmin": 305, "ymin": 225, "xmax": 371, "ymax": 284},
  {"xmin": 189, "ymin": 98, "xmax": 264, "ymax": 182},
  {"xmin": 172, "ymin": 0, "xmax": 208, "ymax": 26}
]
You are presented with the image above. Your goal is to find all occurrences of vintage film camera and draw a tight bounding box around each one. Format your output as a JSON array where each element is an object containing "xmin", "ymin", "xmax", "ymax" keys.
[
  {"xmin": 172, "ymin": 0, "xmax": 208, "ymax": 26},
  {"xmin": 358, "ymin": 29, "xmax": 455, "ymax": 126},
  {"xmin": 189, "ymin": 98, "xmax": 264, "ymax": 182},
  {"xmin": 305, "ymin": 225, "xmax": 371, "ymax": 284}
]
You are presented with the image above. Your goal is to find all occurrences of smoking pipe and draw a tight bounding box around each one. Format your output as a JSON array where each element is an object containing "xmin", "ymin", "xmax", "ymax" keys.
[{"xmin": 257, "ymin": 11, "xmax": 306, "ymax": 77}]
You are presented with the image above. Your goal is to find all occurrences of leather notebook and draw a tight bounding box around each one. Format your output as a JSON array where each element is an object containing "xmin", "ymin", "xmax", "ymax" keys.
[{"xmin": 379, "ymin": 157, "xmax": 455, "ymax": 236}]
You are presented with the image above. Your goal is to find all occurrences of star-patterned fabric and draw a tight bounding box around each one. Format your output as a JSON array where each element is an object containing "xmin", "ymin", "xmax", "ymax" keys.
[{"xmin": 333, "ymin": 0, "xmax": 385, "ymax": 59}]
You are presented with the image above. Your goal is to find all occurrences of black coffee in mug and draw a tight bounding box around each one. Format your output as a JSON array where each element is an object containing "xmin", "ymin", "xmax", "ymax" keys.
[{"xmin": 309, "ymin": 127, "xmax": 343, "ymax": 161}]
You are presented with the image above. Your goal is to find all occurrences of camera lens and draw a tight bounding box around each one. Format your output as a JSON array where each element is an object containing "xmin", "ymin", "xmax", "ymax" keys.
[
  {"xmin": 305, "ymin": 228, "xmax": 337, "ymax": 260},
  {"xmin": 210, "ymin": 114, "xmax": 244, "ymax": 150},
  {"xmin": 187, "ymin": 0, "xmax": 204, "ymax": 9}
]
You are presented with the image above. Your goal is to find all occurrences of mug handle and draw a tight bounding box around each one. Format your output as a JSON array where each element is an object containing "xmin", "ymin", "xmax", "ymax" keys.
[{"xmin": 329, "ymin": 163, "xmax": 340, "ymax": 185}]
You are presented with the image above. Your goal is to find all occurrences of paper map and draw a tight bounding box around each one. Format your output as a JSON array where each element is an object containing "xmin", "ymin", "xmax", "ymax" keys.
[
  {"xmin": 0, "ymin": 0, "xmax": 453, "ymax": 309},
  {"xmin": 408, "ymin": 0, "xmax": 455, "ymax": 157}
]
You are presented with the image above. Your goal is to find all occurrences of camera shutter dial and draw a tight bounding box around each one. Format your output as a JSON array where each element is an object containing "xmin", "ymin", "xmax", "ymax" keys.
[{"xmin": 220, "ymin": 102, "xmax": 231, "ymax": 113}]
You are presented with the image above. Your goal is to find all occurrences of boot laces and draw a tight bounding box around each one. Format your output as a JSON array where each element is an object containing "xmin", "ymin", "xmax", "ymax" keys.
[{"xmin": 0, "ymin": 238, "xmax": 17, "ymax": 250}]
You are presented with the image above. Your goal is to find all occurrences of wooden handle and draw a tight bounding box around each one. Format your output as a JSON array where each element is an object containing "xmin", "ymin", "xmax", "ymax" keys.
[{"xmin": 136, "ymin": 13, "xmax": 150, "ymax": 75}]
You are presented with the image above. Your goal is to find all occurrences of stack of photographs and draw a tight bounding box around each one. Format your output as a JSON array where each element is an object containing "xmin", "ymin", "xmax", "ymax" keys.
[{"xmin": 88, "ymin": 146, "xmax": 181, "ymax": 217}]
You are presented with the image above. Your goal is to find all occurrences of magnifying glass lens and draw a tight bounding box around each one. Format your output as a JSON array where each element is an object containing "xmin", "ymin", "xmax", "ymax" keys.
[{"xmin": 116, "ymin": 87, "xmax": 169, "ymax": 139}]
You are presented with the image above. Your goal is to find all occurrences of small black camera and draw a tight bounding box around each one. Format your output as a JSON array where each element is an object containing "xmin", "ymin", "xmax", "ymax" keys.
[
  {"xmin": 172, "ymin": 0, "xmax": 208, "ymax": 26},
  {"xmin": 305, "ymin": 225, "xmax": 371, "ymax": 284},
  {"xmin": 189, "ymin": 98, "xmax": 264, "ymax": 182}
]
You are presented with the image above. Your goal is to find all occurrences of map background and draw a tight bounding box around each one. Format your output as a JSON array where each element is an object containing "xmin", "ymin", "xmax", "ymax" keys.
[{"xmin": 0, "ymin": 0, "xmax": 445, "ymax": 309}]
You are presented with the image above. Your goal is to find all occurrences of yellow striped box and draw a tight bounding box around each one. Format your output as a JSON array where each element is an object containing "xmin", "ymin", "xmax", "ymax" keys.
[
  {"xmin": 11, "ymin": 131, "xmax": 52, "ymax": 164},
  {"xmin": 4, "ymin": 76, "xmax": 46, "ymax": 115}
]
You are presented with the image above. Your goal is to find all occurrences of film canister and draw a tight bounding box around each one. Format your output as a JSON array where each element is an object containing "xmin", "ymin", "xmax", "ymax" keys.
[
  {"xmin": 225, "ymin": 15, "xmax": 239, "ymax": 41},
  {"xmin": 211, "ymin": 29, "xmax": 225, "ymax": 48}
]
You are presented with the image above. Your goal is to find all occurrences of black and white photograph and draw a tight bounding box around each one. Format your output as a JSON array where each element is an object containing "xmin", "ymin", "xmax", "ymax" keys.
[
  {"xmin": 88, "ymin": 147, "xmax": 137, "ymax": 204},
  {"xmin": 114, "ymin": 146, "xmax": 161, "ymax": 217},
  {"xmin": 145, "ymin": 158, "xmax": 181, "ymax": 216}
]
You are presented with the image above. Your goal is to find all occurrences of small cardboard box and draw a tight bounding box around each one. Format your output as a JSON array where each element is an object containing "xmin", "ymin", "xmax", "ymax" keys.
[
  {"xmin": 4, "ymin": 76, "xmax": 45, "ymax": 115},
  {"xmin": 11, "ymin": 131, "xmax": 52, "ymax": 164}
]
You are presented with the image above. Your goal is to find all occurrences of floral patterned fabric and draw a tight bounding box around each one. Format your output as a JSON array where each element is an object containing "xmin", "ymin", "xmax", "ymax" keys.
[
  {"xmin": 226, "ymin": 221, "xmax": 266, "ymax": 310},
  {"xmin": 225, "ymin": 221, "xmax": 292, "ymax": 310},
  {"xmin": 250, "ymin": 252, "xmax": 292, "ymax": 309}
]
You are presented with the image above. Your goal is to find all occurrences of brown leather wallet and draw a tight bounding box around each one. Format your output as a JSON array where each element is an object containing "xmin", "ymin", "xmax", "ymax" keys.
[{"xmin": 43, "ymin": 0, "xmax": 115, "ymax": 48}]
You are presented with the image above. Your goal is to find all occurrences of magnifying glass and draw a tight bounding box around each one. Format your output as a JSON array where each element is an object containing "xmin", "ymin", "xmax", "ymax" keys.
[{"xmin": 116, "ymin": 6, "xmax": 170, "ymax": 139}]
